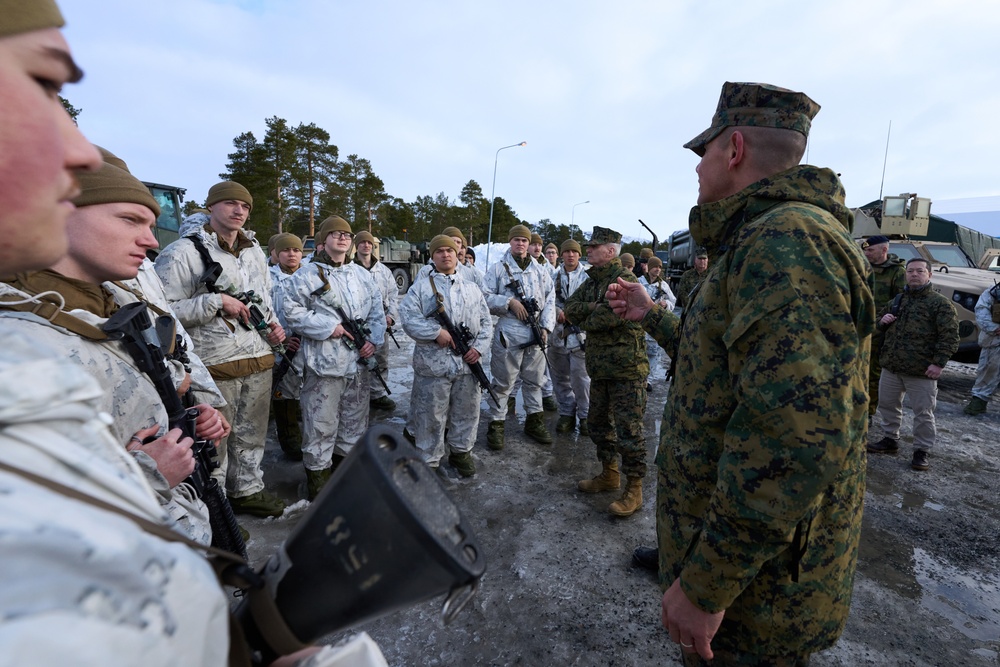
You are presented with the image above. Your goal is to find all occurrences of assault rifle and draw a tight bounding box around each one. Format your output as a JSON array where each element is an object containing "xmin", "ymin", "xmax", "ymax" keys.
[
  {"xmin": 102, "ymin": 301, "xmax": 248, "ymax": 560},
  {"xmin": 426, "ymin": 296, "xmax": 500, "ymax": 409},
  {"xmin": 386, "ymin": 325, "xmax": 401, "ymax": 349},
  {"xmin": 502, "ymin": 264, "xmax": 551, "ymax": 366},
  {"xmin": 335, "ymin": 306, "xmax": 391, "ymax": 396}
]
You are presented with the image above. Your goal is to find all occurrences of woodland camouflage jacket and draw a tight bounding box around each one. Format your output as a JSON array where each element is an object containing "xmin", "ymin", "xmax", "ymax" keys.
[{"xmin": 644, "ymin": 165, "xmax": 874, "ymax": 656}]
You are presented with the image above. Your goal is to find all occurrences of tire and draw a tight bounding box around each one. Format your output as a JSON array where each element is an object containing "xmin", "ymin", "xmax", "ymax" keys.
[{"xmin": 392, "ymin": 267, "xmax": 411, "ymax": 294}]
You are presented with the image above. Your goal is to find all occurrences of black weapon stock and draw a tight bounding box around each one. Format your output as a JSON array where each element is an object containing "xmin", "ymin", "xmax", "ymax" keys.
[
  {"xmin": 335, "ymin": 306, "xmax": 391, "ymax": 396},
  {"xmin": 427, "ymin": 296, "xmax": 500, "ymax": 408},
  {"xmin": 102, "ymin": 301, "xmax": 248, "ymax": 560},
  {"xmin": 503, "ymin": 269, "xmax": 551, "ymax": 365},
  {"xmin": 386, "ymin": 325, "xmax": 401, "ymax": 349}
]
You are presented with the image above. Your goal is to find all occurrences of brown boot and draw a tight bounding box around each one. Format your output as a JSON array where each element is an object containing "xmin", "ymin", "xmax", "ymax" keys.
[
  {"xmin": 577, "ymin": 460, "xmax": 620, "ymax": 493},
  {"xmin": 609, "ymin": 476, "xmax": 643, "ymax": 517}
]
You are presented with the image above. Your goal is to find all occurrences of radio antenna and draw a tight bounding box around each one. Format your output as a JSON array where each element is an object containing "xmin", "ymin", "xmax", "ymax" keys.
[{"xmin": 879, "ymin": 120, "xmax": 892, "ymax": 200}]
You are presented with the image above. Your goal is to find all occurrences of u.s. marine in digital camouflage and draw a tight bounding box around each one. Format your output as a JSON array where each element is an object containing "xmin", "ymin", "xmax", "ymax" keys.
[{"xmin": 635, "ymin": 82, "xmax": 876, "ymax": 663}]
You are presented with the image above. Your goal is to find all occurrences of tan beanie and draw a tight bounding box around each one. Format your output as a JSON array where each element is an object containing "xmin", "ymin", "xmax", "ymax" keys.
[
  {"xmin": 441, "ymin": 226, "xmax": 467, "ymax": 246},
  {"xmin": 430, "ymin": 234, "xmax": 459, "ymax": 254},
  {"xmin": 647, "ymin": 256, "xmax": 663, "ymax": 269},
  {"xmin": 560, "ymin": 239, "xmax": 582, "ymax": 254},
  {"xmin": 354, "ymin": 231, "xmax": 376, "ymax": 245},
  {"xmin": 620, "ymin": 252, "xmax": 635, "ymax": 268},
  {"xmin": 316, "ymin": 215, "xmax": 353, "ymax": 245},
  {"xmin": 639, "ymin": 247, "xmax": 654, "ymax": 260},
  {"xmin": 530, "ymin": 233, "xmax": 543, "ymax": 245},
  {"xmin": 73, "ymin": 149, "xmax": 160, "ymax": 218},
  {"xmin": 0, "ymin": 0, "xmax": 64, "ymax": 38},
  {"xmin": 273, "ymin": 233, "xmax": 303, "ymax": 253},
  {"xmin": 206, "ymin": 181, "xmax": 253, "ymax": 211},
  {"xmin": 509, "ymin": 224, "xmax": 531, "ymax": 241}
]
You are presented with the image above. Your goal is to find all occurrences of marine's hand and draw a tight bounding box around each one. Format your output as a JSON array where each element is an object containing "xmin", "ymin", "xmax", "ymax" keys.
[
  {"xmin": 177, "ymin": 371, "xmax": 192, "ymax": 396},
  {"xmin": 926, "ymin": 364, "xmax": 943, "ymax": 380},
  {"xmin": 285, "ymin": 335, "xmax": 301, "ymax": 353},
  {"xmin": 607, "ymin": 278, "xmax": 654, "ymax": 321},
  {"xmin": 880, "ymin": 313, "xmax": 897, "ymax": 325},
  {"xmin": 220, "ymin": 294, "xmax": 251, "ymax": 325},
  {"xmin": 131, "ymin": 427, "xmax": 196, "ymax": 488},
  {"xmin": 436, "ymin": 329, "xmax": 454, "ymax": 348},
  {"xmin": 556, "ymin": 308, "xmax": 566, "ymax": 324},
  {"xmin": 267, "ymin": 322, "xmax": 286, "ymax": 345},
  {"xmin": 331, "ymin": 324, "xmax": 348, "ymax": 340},
  {"xmin": 508, "ymin": 298, "xmax": 528, "ymax": 321},
  {"xmin": 463, "ymin": 347, "xmax": 481, "ymax": 364},
  {"xmin": 359, "ymin": 341, "xmax": 376, "ymax": 358},
  {"xmin": 661, "ymin": 578, "xmax": 724, "ymax": 662},
  {"xmin": 195, "ymin": 403, "xmax": 230, "ymax": 442}
]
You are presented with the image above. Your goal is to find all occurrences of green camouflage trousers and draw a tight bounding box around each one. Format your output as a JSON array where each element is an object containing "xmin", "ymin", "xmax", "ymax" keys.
[{"xmin": 587, "ymin": 378, "xmax": 647, "ymax": 478}]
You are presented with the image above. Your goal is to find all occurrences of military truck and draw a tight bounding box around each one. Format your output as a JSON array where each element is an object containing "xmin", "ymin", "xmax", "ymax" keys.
[
  {"xmin": 377, "ymin": 237, "xmax": 428, "ymax": 293},
  {"xmin": 143, "ymin": 182, "xmax": 186, "ymax": 254},
  {"xmin": 854, "ymin": 193, "xmax": 996, "ymax": 361}
]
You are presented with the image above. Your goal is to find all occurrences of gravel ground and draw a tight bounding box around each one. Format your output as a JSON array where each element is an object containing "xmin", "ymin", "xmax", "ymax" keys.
[{"xmin": 240, "ymin": 335, "xmax": 1000, "ymax": 666}]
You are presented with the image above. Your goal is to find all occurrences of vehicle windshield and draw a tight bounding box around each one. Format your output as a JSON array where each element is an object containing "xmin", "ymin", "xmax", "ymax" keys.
[{"xmin": 889, "ymin": 243, "xmax": 974, "ymax": 267}]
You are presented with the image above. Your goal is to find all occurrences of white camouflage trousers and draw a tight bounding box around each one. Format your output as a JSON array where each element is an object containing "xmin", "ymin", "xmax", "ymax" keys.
[
  {"xmin": 971, "ymin": 345, "xmax": 1000, "ymax": 401},
  {"xmin": 489, "ymin": 335, "xmax": 546, "ymax": 419},
  {"xmin": 548, "ymin": 345, "xmax": 589, "ymax": 420},
  {"xmin": 410, "ymin": 372, "xmax": 482, "ymax": 466},
  {"xmin": 215, "ymin": 370, "xmax": 271, "ymax": 498},
  {"xmin": 301, "ymin": 369, "xmax": 370, "ymax": 470}
]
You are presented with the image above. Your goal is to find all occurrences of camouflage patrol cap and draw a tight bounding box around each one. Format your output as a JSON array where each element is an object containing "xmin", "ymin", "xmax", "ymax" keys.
[
  {"xmin": 560, "ymin": 239, "xmax": 582, "ymax": 254},
  {"xmin": 316, "ymin": 215, "xmax": 352, "ymax": 244},
  {"xmin": 0, "ymin": 0, "xmax": 64, "ymax": 38},
  {"xmin": 695, "ymin": 246, "xmax": 709, "ymax": 259},
  {"xmin": 441, "ymin": 226, "xmax": 467, "ymax": 246},
  {"xmin": 684, "ymin": 82, "xmax": 820, "ymax": 157},
  {"xmin": 587, "ymin": 226, "xmax": 622, "ymax": 246}
]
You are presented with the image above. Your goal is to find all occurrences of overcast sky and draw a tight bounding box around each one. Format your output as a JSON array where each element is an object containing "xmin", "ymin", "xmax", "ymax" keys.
[{"xmin": 59, "ymin": 0, "xmax": 1000, "ymax": 243}]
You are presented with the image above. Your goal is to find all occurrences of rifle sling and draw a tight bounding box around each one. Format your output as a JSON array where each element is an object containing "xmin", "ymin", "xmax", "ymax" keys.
[{"xmin": 0, "ymin": 293, "xmax": 108, "ymax": 341}]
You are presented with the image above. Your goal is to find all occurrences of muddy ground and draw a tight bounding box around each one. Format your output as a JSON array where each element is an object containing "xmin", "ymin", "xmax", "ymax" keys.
[{"xmin": 240, "ymin": 334, "xmax": 1000, "ymax": 666}]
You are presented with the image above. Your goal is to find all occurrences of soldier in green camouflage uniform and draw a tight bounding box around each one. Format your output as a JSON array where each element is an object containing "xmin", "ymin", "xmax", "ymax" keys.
[
  {"xmin": 565, "ymin": 226, "xmax": 649, "ymax": 517},
  {"xmin": 862, "ymin": 235, "xmax": 907, "ymax": 417},
  {"xmin": 868, "ymin": 258, "xmax": 959, "ymax": 470},
  {"xmin": 675, "ymin": 247, "xmax": 709, "ymax": 310},
  {"xmin": 607, "ymin": 82, "xmax": 875, "ymax": 665}
]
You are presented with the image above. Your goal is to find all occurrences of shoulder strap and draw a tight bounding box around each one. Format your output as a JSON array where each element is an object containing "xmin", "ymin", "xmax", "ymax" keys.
[
  {"xmin": 0, "ymin": 292, "xmax": 108, "ymax": 341},
  {"xmin": 109, "ymin": 281, "xmax": 170, "ymax": 317}
]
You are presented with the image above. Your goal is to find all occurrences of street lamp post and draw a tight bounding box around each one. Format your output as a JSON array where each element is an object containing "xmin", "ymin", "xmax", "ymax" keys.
[
  {"xmin": 571, "ymin": 200, "xmax": 590, "ymax": 229},
  {"xmin": 486, "ymin": 141, "xmax": 527, "ymax": 267}
]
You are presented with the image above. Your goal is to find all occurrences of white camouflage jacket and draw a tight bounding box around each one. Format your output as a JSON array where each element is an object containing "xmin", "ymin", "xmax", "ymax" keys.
[
  {"xmin": 552, "ymin": 262, "xmax": 589, "ymax": 351},
  {"xmin": 400, "ymin": 269, "xmax": 492, "ymax": 378},
  {"xmin": 975, "ymin": 286, "xmax": 1000, "ymax": 349},
  {"xmin": 482, "ymin": 249, "xmax": 556, "ymax": 347},
  {"xmin": 356, "ymin": 258, "xmax": 400, "ymax": 325},
  {"xmin": 639, "ymin": 275, "xmax": 678, "ymax": 310},
  {"xmin": 418, "ymin": 260, "xmax": 485, "ymax": 292},
  {"xmin": 281, "ymin": 257, "xmax": 386, "ymax": 378},
  {"xmin": 105, "ymin": 258, "xmax": 225, "ymax": 408},
  {"xmin": 153, "ymin": 215, "xmax": 277, "ymax": 368}
]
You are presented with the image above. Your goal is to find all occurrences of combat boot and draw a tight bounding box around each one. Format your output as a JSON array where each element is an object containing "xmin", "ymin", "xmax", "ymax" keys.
[
  {"xmin": 609, "ymin": 476, "xmax": 643, "ymax": 517},
  {"xmin": 578, "ymin": 419, "xmax": 590, "ymax": 437},
  {"xmin": 524, "ymin": 412, "xmax": 553, "ymax": 444},
  {"xmin": 555, "ymin": 415, "xmax": 576, "ymax": 433},
  {"xmin": 370, "ymin": 395, "xmax": 396, "ymax": 411},
  {"xmin": 305, "ymin": 467, "xmax": 332, "ymax": 501},
  {"xmin": 487, "ymin": 420, "xmax": 505, "ymax": 450},
  {"xmin": 229, "ymin": 490, "xmax": 286, "ymax": 517},
  {"xmin": 448, "ymin": 451, "xmax": 477, "ymax": 477},
  {"xmin": 577, "ymin": 460, "xmax": 620, "ymax": 493},
  {"xmin": 542, "ymin": 395, "xmax": 558, "ymax": 412},
  {"xmin": 964, "ymin": 396, "xmax": 988, "ymax": 415}
]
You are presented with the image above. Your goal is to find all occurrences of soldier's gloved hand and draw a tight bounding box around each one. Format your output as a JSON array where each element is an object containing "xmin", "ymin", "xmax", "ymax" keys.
[
  {"xmin": 436, "ymin": 329, "xmax": 454, "ymax": 349},
  {"xmin": 508, "ymin": 298, "xmax": 528, "ymax": 321},
  {"xmin": 128, "ymin": 425, "xmax": 195, "ymax": 488}
]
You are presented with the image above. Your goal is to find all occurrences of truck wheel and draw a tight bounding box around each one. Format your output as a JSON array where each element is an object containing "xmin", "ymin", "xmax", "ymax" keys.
[{"xmin": 392, "ymin": 267, "xmax": 410, "ymax": 294}]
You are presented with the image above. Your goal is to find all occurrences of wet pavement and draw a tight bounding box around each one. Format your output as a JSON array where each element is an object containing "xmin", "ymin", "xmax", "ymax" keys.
[{"xmin": 238, "ymin": 336, "xmax": 1000, "ymax": 666}]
